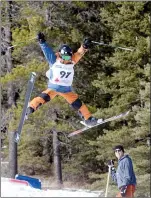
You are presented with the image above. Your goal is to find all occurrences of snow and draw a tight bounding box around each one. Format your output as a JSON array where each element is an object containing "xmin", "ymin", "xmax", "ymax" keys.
[{"xmin": 1, "ymin": 177, "xmax": 102, "ymax": 197}]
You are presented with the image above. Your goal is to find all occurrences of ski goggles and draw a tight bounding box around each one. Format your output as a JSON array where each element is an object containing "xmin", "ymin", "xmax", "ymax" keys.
[{"xmin": 61, "ymin": 55, "xmax": 72, "ymax": 61}]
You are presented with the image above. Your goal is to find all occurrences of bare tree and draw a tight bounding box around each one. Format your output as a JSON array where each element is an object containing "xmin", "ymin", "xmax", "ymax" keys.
[
  {"xmin": 52, "ymin": 129, "xmax": 63, "ymax": 188},
  {"xmin": 4, "ymin": 1, "xmax": 16, "ymax": 108},
  {"xmin": 2, "ymin": 1, "xmax": 18, "ymax": 178}
]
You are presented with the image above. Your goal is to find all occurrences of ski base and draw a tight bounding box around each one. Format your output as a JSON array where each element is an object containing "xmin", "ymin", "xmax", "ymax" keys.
[
  {"xmin": 14, "ymin": 72, "xmax": 36, "ymax": 143},
  {"xmin": 68, "ymin": 111, "xmax": 130, "ymax": 137}
]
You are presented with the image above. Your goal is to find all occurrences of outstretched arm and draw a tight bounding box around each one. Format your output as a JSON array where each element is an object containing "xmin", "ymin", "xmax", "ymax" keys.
[
  {"xmin": 72, "ymin": 38, "xmax": 92, "ymax": 64},
  {"xmin": 72, "ymin": 45, "xmax": 87, "ymax": 64},
  {"xmin": 37, "ymin": 32, "xmax": 56, "ymax": 67},
  {"xmin": 39, "ymin": 42, "xmax": 56, "ymax": 67}
]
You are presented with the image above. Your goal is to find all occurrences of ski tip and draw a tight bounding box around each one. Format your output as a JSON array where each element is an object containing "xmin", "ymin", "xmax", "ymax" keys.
[
  {"xmin": 68, "ymin": 133, "xmax": 76, "ymax": 138},
  {"xmin": 68, "ymin": 134, "xmax": 72, "ymax": 138},
  {"xmin": 125, "ymin": 110, "xmax": 130, "ymax": 115},
  {"xmin": 31, "ymin": 72, "xmax": 36, "ymax": 76}
]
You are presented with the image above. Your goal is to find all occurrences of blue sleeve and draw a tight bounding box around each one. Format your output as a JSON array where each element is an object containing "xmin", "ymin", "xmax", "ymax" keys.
[
  {"xmin": 110, "ymin": 168, "xmax": 117, "ymax": 184},
  {"xmin": 123, "ymin": 158, "xmax": 133, "ymax": 185},
  {"xmin": 39, "ymin": 42, "xmax": 56, "ymax": 67}
]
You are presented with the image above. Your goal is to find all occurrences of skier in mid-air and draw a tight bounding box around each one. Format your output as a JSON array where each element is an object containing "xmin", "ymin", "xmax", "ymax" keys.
[{"xmin": 26, "ymin": 32, "xmax": 101, "ymax": 126}]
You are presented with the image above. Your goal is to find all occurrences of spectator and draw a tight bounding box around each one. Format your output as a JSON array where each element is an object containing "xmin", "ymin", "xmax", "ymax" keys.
[{"xmin": 108, "ymin": 145, "xmax": 136, "ymax": 197}]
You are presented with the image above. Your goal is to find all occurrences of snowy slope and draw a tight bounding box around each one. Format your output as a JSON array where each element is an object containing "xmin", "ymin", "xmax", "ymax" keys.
[{"xmin": 1, "ymin": 177, "xmax": 102, "ymax": 197}]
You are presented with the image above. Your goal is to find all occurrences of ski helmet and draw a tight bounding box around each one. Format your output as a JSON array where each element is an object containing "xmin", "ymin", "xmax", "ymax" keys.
[{"xmin": 59, "ymin": 44, "xmax": 72, "ymax": 60}]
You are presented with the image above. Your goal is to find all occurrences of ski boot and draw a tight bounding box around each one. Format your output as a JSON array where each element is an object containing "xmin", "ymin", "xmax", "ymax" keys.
[{"xmin": 84, "ymin": 116, "xmax": 102, "ymax": 126}]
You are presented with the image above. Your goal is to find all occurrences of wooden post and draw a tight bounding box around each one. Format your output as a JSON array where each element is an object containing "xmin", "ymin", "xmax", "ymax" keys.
[
  {"xmin": 9, "ymin": 132, "xmax": 18, "ymax": 178},
  {"xmin": 52, "ymin": 130, "xmax": 63, "ymax": 188}
]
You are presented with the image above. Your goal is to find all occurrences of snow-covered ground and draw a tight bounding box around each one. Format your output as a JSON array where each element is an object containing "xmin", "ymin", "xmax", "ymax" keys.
[{"xmin": 1, "ymin": 177, "xmax": 102, "ymax": 197}]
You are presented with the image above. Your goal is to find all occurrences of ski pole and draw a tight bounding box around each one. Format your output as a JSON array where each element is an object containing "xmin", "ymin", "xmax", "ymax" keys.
[
  {"xmin": 7, "ymin": 37, "xmax": 37, "ymax": 50},
  {"xmin": 91, "ymin": 41, "xmax": 134, "ymax": 51},
  {"xmin": 1, "ymin": 37, "xmax": 37, "ymax": 55},
  {"xmin": 105, "ymin": 165, "xmax": 111, "ymax": 197}
]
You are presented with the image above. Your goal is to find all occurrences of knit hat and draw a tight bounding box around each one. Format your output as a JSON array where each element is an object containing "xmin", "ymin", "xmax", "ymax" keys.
[{"xmin": 113, "ymin": 145, "xmax": 124, "ymax": 152}]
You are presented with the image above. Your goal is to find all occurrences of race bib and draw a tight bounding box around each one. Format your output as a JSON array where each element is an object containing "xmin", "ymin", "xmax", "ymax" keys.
[{"xmin": 46, "ymin": 61, "xmax": 74, "ymax": 86}]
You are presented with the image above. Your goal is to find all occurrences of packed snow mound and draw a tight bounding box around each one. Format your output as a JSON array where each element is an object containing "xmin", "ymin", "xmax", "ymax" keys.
[{"xmin": 1, "ymin": 177, "xmax": 101, "ymax": 197}]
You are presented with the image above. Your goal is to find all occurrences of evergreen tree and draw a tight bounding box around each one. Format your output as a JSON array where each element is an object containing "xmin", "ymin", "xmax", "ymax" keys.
[
  {"xmin": 88, "ymin": 2, "xmax": 150, "ymax": 196},
  {"xmin": 1, "ymin": 2, "xmax": 150, "ymax": 196}
]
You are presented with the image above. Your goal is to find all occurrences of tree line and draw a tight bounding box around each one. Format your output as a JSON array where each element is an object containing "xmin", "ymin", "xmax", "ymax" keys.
[{"xmin": 1, "ymin": 1, "xmax": 150, "ymax": 197}]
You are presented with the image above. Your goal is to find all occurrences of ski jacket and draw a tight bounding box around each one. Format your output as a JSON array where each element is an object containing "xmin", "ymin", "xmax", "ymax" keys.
[
  {"xmin": 111, "ymin": 155, "xmax": 136, "ymax": 189},
  {"xmin": 39, "ymin": 42, "xmax": 87, "ymax": 93}
]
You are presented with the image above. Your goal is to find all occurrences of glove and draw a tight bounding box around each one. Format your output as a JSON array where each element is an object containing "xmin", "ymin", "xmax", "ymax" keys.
[
  {"xmin": 120, "ymin": 185, "xmax": 127, "ymax": 197},
  {"xmin": 108, "ymin": 160, "xmax": 114, "ymax": 167},
  {"xmin": 37, "ymin": 32, "xmax": 46, "ymax": 43},
  {"xmin": 107, "ymin": 160, "xmax": 115, "ymax": 170},
  {"xmin": 83, "ymin": 38, "xmax": 92, "ymax": 49}
]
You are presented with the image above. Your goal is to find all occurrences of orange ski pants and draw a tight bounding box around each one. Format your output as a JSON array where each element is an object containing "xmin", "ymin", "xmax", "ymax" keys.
[
  {"xmin": 29, "ymin": 89, "xmax": 91, "ymax": 120},
  {"xmin": 116, "ymin": 185, "xmax": 136, "ymax": 197}
]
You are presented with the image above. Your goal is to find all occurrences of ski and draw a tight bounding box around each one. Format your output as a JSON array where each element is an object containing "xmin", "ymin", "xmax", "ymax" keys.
[
  {"xmin": 68, "ymin": 111, "xmax": 130, "ymax": 137},
  {"xmin": 14, "ymin": 72, "xmax": 36, "ymax": 143}
]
